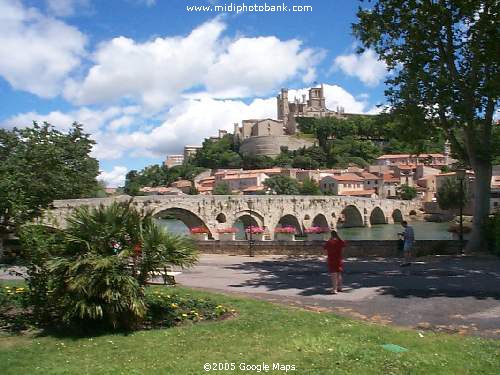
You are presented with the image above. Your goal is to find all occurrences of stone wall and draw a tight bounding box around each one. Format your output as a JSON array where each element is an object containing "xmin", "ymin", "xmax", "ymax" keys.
[
  {"xmin": 239, "ymin": 135, "xmax": 315, "ymax": 157},
  {"xmin": 195, "ymin": 240, "xmax": 462, "ymax": 257}
]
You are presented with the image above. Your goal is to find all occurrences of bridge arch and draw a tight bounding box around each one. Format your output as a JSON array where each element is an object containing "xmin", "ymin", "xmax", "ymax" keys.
[
  {"xmin": 154, "ymin": 207, "xmax": 212, "ymax": 238},
  {"xmin": 275, "ymin": 214, "xmax": 303, "ymax": 235},
  {"xmin": 392, "ymin": 209, "xmax": 404, "ymax": 223},
  {"xmin": 312, "ymin": 214, "xmax": 329, "ymax": 228},
  {"xmin": 370, "ymin": 207, "xmax": 386, "ymax": 225},
  {"xmin": 340, "ymin": 205, "xmax": 364, "ymax": 228}
]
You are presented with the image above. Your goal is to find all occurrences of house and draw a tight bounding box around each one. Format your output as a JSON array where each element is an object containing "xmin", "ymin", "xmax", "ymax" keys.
[
  {"xmin": 357, "ymin": 171, "xmax": 379, "ymax": 192},
  {"xmin": 170, "ymin": 179, "xmax": 192, "ymax": 194},
  {"xmin": 164, "ymin": 154, "xmax": 184, "ymax": 168},
  {"xmin": 221, "ymin": 172, "xmax": 269, "ymax": 193},
  {"xmin": 320, "ymin": 173, "xmax": 375, "ymax": 197},
  {"xmin": 377, "ymin": 173, "xmax": 400, "ymax": 198},
  {"xmin": 376, "ymin": 153, "xmax": 450, "ymax": 168}
]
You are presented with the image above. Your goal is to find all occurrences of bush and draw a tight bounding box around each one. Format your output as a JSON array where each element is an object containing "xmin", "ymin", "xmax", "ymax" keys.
[
  {"xmin": 0, "ymin": 285, "xmax": 32, "ymax": 332},
  {"xmin": 144, "ymin": 290, "xmax": 232, "ymax": 329},
  {"xmin": 484, "ymin": 213, "xmax": 500, "ymax": 256},
  {"xmin": 20, "ymin": 200, "xmax": 198, "ymax": 331}
]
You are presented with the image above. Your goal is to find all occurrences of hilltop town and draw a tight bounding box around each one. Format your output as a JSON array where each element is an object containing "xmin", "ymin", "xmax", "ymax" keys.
[{"xmin": 129, "ymin": 86, "xmax": 499, "ymax": 214}]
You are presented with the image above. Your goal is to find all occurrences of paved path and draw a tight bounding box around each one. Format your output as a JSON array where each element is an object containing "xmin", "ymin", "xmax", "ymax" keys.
[{"xmin": 176, "ymin": 254, "xmax": 500, "ymax": 338}]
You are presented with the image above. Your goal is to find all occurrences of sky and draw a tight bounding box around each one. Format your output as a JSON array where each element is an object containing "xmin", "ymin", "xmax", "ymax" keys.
[{"xmin": 0, "ymin": 0, "xmax": 389, "ymax": 187}]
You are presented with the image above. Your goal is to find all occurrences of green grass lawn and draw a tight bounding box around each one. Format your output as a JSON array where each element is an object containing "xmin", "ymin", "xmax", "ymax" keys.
[{"xmin": 0, "ymin": 285, "xmax": 499, "ymax": 374}]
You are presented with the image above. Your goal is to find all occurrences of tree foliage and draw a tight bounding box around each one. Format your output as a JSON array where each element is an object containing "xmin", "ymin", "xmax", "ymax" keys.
[
  {"xmin": 299, "ymin": 178, "xmax": 322, "ymax": 195},
  {"xmin": 263, "ymin": 175, "xmax": 300, "ymax": 195},
  {"xmin": 0, "ymin": 123, "xmax": 99, "ymax": 240},
  {"xmin": 124, "ymin": 163, "xmax": 207, "ymax": 195},
  {"xmin": 353, "ymin": 0, "xmax": 499, "ymax": 250},
  {"xmin": 437, "ymin": 178, "xmax": 469, "ymax": 210},
  {"xmin": 213, "ymin": 181, "xmax": 233, "ymax": 195},
  {"xmin": 397, "ymin": 184, "xmax": 418, "ymax": 200}
]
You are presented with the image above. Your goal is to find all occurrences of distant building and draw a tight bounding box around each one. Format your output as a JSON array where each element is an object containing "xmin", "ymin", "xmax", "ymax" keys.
[
  {"xmin": 320, "ymin": 173, "xmax": 375, "ymax": 197},
  {"xmin": 276, "ymin": 85, "xmax": 349, "ymax": 134},
  {"xmin": 164, "ymin": 154, "xmax": 184, "ymax": 168},
  {"xmin": 170, "ymin": 179, "xmax": 192, "ymax": 194},
  {"xmin": 183, "ymin": 145, "xmax": 202, "ymax": 160},
  {"xmin": 376, "ymin": 153, "xmax": 451, "ymax": 168}
]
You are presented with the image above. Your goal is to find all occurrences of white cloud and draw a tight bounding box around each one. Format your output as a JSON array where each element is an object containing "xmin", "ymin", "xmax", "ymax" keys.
[
  {"xmin": 64, "ymin": 19, "xmax": 225, "ymax": 109},
  {"xmin": 333, "ymin": 49, "xmax": 386, "ymax": 87},
  {"xmin": 205, "ymin": 36, "xmax": 322, "ymax": 98},
  {"xmin": 2, "ymin": 105, "xmax": 137, "ymax": 134},
  {"xmin": 46, "ymin": 0, "xmax": 90, "ymax": 17},
  {"xmin": 64, "ymin": 19, "xmax": 323, "ymax": 108},
  {"xmin": 92, "ymin": 96, "xmax": 276, "ymax": 160},
  {"xmin": 0, "ymin": 0, "xmax": 87, "ymax": 97},
  {"xmin": 98, "ymin": 166, "xmax": 128, "ymax": 187}
]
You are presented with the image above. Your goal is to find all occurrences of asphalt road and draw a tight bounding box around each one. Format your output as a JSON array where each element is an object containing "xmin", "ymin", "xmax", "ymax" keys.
[{"xmin": 176, "ymin": 254, "xmax": 500, "ymax": 338}]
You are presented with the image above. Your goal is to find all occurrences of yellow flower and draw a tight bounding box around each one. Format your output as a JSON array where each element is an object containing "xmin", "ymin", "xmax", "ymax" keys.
[
  {"xmin": 181, "ymin": 313, "xmax": 188, "ymax": 318},
  {"xmin": 170, "ymin": 303, "xmax": 178, "ymax": 309}
]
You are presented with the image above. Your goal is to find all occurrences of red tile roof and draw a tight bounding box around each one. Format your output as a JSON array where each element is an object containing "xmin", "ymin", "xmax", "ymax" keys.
[{"xmin": 327, "ymin": 173, "xmax": 364, "ymax": 182}]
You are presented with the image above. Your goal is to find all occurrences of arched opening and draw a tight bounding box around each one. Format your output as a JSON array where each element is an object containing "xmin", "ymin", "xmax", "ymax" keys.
[
  {"xmin": 276, "ymin": 214, "xmax": 302, "ymax": 235},
  {"xmin": 216, "ymin": 213, "xmax": 226, "ymax": 223},
  {"xmin": 312, "ymin": 214, "xmax": 329, "ymax": 228},
  {"xmin": 155, "ymin": 207, "xmax": 212, "ymax": 238},
  {"xmin": 370, "ymin": 207, "xmax": 386, "ymax": 225},
  {"xmin": 392, "ymin": 209, "xmax": 404, "ymax": 223},
  {"xmin": 409, "ymin": 210, "xmax": 417, "ymax": 216},
  {"xmin": 340, "ymin": 205, "xmax": 364, "ymax": 228},
  {"xmin": 233, "ymin": 214, "xmax": 260, "ymax": 240}
]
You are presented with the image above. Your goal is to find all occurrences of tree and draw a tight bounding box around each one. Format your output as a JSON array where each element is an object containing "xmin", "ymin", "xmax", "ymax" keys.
[
  {"xmin": 437, "ymin": 178, "xmax": 469, "ymax": 210},
  {"xmin": 0, "ymin": 122, "xmax": 99, "ymax": 252},
  {"xmin": 263, "ymin": 175, "xmax": 300, "ymax": 195},
  {"xmin": 299, "ymin": 178, "xmax": 322, "ymax": 195},
  {"xmin": 213, "ymin": 182, "xmax": 232, "ymax": 195},
  {"xmin": 397, "ymin": 184, "xmax": 418, "ymax": 200},
  {"xmin": 354, "ymin": 0, "xmax": 499, "ymax": 251}
]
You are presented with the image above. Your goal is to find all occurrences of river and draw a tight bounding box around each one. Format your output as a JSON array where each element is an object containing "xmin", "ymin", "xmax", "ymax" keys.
[{"xmin": 155, "ymin": 219, "xmax": 454, "ymax": 240}]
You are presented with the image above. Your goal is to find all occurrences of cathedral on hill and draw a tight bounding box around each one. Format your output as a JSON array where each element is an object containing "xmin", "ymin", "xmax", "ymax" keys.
[{"xmin": 233, "ymin": 85, "xmax": 354, "ymax": 157}]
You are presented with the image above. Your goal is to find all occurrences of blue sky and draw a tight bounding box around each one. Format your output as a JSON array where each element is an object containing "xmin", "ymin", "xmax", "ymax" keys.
[{"xmin": 0, "ymin": 0, "xmax": 388, "ymax": 186}]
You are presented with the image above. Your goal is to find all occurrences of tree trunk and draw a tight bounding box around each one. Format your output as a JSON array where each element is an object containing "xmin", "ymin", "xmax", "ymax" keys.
[{"xmin": 466, "ymin": 160, "xmax": 492, "ymax": 252}]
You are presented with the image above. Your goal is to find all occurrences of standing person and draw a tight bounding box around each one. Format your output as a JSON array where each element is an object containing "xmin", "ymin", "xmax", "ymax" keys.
[
  {"xmin": 323, "ymin": 230, "xmax": 346, "ymax": 294},
  {"xmin": 399, "ymin": 221, "xmax": 415, "ymax": 267}
]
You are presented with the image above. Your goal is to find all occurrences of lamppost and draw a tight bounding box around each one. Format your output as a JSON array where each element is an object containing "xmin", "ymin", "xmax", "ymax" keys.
[
  {"xmin": 456, "ymin": 169, "xmax": 466, "ymax": 255},
  {"xmin": 247, "ymin": 200, "xmax": 255, "ymax": 257}
]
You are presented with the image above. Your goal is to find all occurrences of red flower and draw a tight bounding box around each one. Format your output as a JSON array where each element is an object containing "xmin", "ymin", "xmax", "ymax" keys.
[{"xmin": 133, "ymin": 243, "xmax": 142, "ymax": 255}]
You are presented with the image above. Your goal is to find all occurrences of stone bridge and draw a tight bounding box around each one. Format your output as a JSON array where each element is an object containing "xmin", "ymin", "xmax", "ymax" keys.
[{"xmin": 40, "ymin": 195, "xmax": 421, "ymax": 240}]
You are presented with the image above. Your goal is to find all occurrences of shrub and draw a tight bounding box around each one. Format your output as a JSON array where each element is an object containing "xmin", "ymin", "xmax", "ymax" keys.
[
  {"xmin": 245, "ymin": 226, "xmax": 265, "ymax": 234},
  {"xmin": 20, "ymin": 200, "xmax": 198, "ymax": 331},
  {"xmin": 305, "ymin": 226, "xmax": 330, "ymax": 234},
  {"xmin": 216, "ymin": 227, "xmax": 238, "ymax": 233},
  {"xmin": 144, "ymin": 290, "xmax": 232, "ymax": 329},
  {"xmin": 190, "ymin": 227, "xmax": 209, "ymax": 234},
  {"xmin": 484, "ymin": 213, "xmax": 500, "ymax": 256}
]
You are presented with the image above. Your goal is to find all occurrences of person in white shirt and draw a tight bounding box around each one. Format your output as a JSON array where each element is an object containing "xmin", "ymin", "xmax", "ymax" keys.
[{"xmin": 398, "ymin": 221, "xmax": 414, "ymax": 267}]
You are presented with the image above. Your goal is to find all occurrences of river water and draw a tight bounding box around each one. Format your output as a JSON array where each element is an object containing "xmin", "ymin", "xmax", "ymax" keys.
[{"xmin": 155, "ymin": 219, "xmax": 454, "ymax": 240}]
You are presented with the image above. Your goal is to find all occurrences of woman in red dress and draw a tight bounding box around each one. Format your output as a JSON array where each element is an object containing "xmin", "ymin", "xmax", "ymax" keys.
[{"xmin": 323, "ymin": 230, "xmax": 346, "ymax": 294}]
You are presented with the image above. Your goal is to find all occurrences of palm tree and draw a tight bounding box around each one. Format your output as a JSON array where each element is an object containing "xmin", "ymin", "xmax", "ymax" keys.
[{"xmin": 46, "ymin": 200, "xmax": 198, "ymax": 330}]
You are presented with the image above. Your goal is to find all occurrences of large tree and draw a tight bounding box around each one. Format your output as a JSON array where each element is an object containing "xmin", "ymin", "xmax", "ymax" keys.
[
  {"xmin": 0, "ymin": 122, "xmax": 100, "ymax": 252},
  {"xmin": 354, "ymin": 0, "xmax": 499, "ymax": 251}
]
